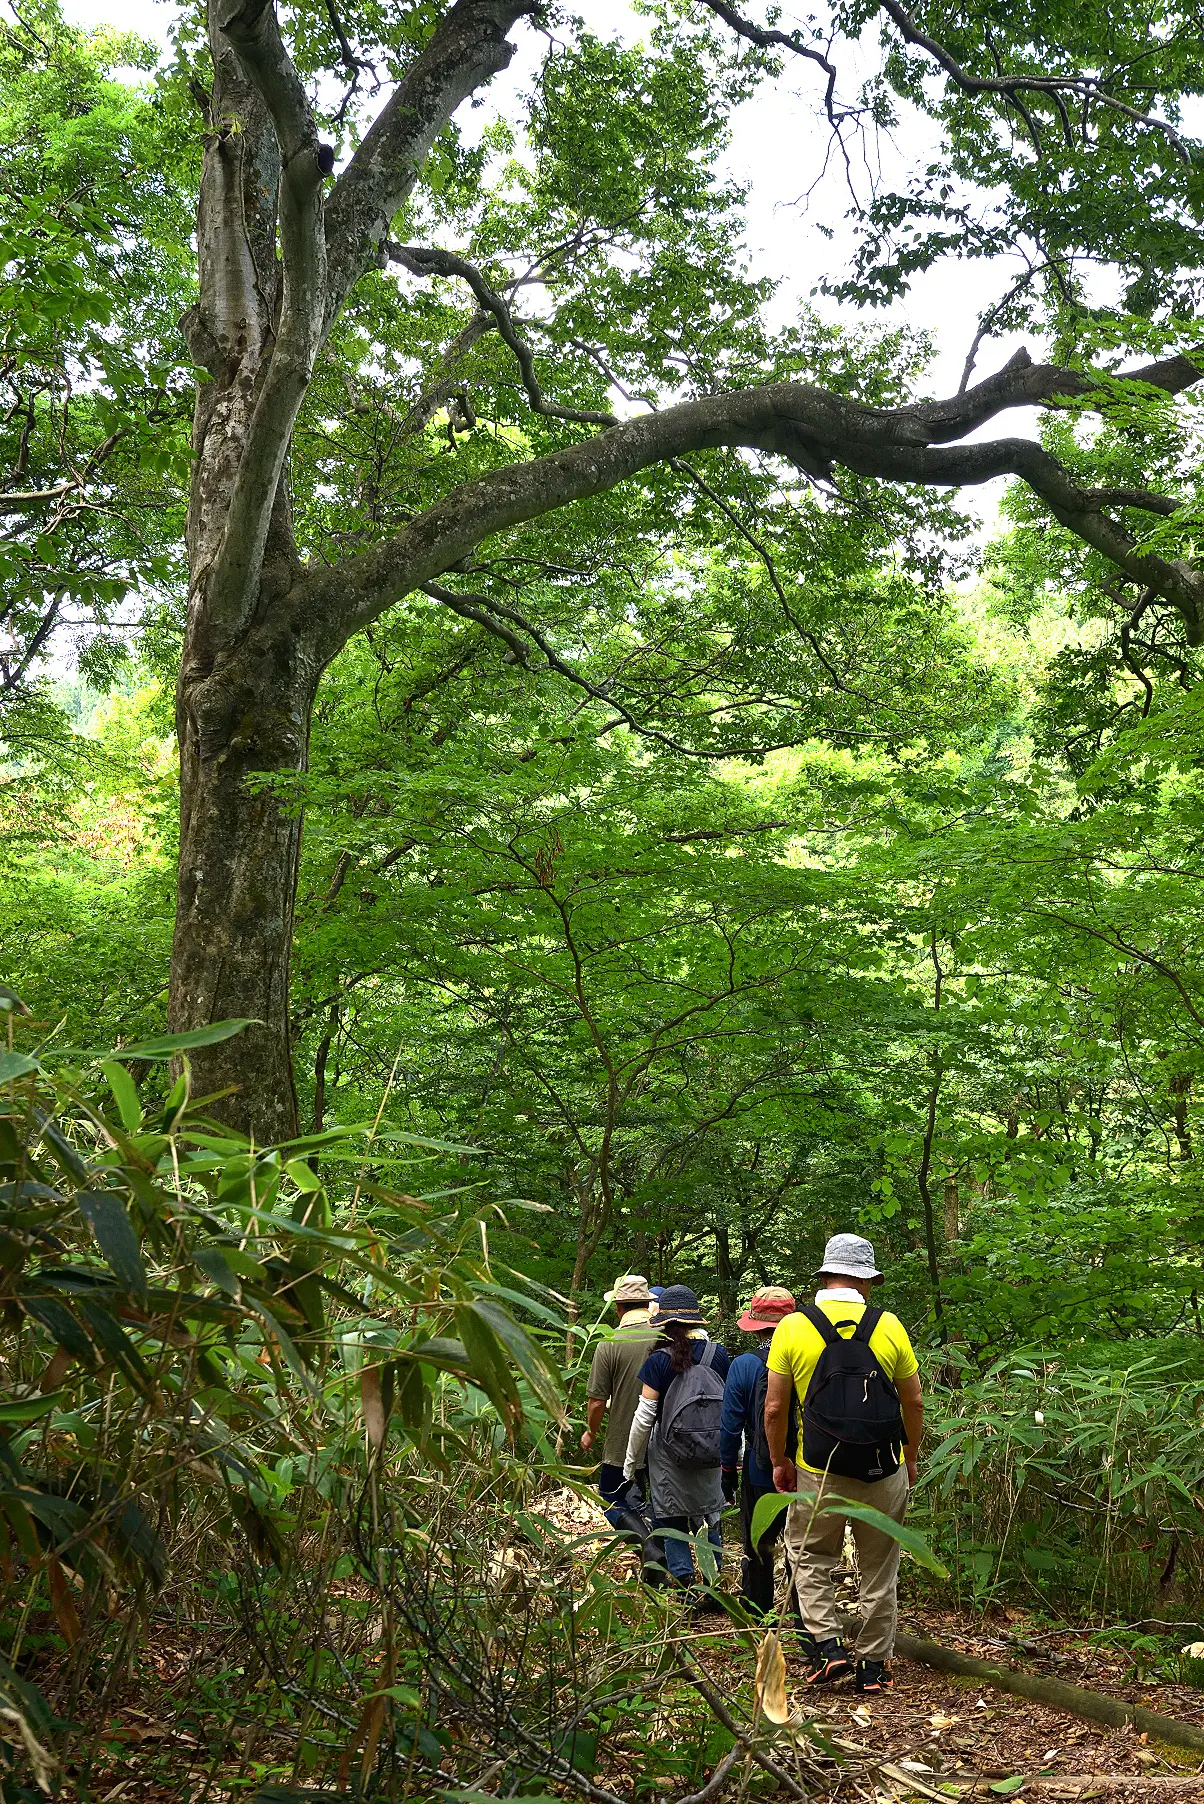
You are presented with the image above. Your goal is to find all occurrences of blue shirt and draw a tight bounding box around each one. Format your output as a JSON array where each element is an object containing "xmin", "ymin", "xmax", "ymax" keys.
[
  {"xmin": 720, "ymin": 1345, "xmax": 797, "ymax": 1488},
  {"xmin": 638, "ymin": 1339, "xmax": 732, "ymax": 1423}
]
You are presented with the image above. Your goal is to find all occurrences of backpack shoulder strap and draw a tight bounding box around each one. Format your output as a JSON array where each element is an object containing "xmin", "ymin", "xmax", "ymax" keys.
[
  {"xmin": 799, "ymin": 1303, "xmax": 840, "ymax": 1345},
  {"xmin": 853, "ymin": 1305, "xmax": 883, "ymax": 1344},
  {"xmin": 699, "ymin": 1338, "xmax": 718, "ymax": 1369}
]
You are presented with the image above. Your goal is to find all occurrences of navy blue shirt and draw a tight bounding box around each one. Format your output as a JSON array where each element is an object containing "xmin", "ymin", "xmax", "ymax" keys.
[
  {"xmin": 638, "ymin": 1338, "xmax": 732, "ymax": 1422},
  {"xmin": 720, "ymin": 1345, "xmax": 797, "ymax": 1488}
]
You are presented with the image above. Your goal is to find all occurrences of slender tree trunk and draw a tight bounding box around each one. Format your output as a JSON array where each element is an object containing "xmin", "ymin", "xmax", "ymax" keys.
[
  {"xmin": 917, "ymin": 928, "xmax": 947, "ymax": 1337},
  {"xmin": 715, "ymin": 1223, "xmax": 735, "ymax": 1323},
  {"xmin": 312, "ymin": 996, "xmax": 340, "ymax": 1136},
  {"xmin": 943, "ymin": 1175, "xmax": 960, "ymax": 1240},
  {"xmin": 916, "ymin": 1054, "xmax": 946, "ymax": 1335},
  {"xmin": 1171, "ymin": 1071, "xmax": 1192, "ymax": 1162}
]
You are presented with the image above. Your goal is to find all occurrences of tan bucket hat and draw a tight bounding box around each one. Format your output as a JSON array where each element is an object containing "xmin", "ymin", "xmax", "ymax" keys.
[{"xmin": 604, "ymin": 1273, "xmax": 652, "ymax": 1304}]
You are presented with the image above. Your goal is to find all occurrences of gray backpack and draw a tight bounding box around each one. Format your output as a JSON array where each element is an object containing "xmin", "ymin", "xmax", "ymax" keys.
[{"xmin": 659, "ymin": 1341, "xmax": 725, "ymax": 1468}]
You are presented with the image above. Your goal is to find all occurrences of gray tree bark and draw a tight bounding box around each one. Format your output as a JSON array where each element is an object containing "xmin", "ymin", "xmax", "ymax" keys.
[{"xmin": 171, "ymin": 0, "xmax": 1204, "ymax": 1140}]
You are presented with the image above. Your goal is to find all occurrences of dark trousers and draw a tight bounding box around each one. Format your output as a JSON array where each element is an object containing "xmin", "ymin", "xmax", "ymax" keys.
[
  {"xmin": 599, "ymin": 1460, "xmax": 647, "ymax": 1528},
  {"xmin": 740, "ymin": 1468, "xmax": 802, "ymax": 1621}
]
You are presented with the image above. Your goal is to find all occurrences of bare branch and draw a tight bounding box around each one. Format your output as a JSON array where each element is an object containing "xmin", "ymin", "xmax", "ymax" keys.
[
  {"xmin": 399, "ymin": 309, "xmax": 495, "ymax": 438},
  {"xmin": 419, "ymin": 579, "xmax": 715, "ymax": 756},
  {"xmin": 677, "ymin": 1746, "xmax": 743, "ymax": 1804},
  {"xmin": 700, "ymin": 0, "xmax": 1196, "ymax": 160},
  {"xmin": 876, "ymin": 0, "xmax": 1194, "ymax": 159},
  {"xmin": 669, "ymin": 453, "xmax": 863, "ymax": 696},
  {"xmin": 388, "ymin": 243, "xmax": 615, "ymax": 426},
  {"xmin": 692, "ymin": 0, "xmax": 846, "ymax": 126},
  {"xmin": 677, "ymin": 1656, "xmax": 811, "ymax": 1800},
  {"xmin": 1119, "ymin": 585, "xmax": 1156, "ymax": 716},
  {"xmin": 323, "ymin": 0, "xmax": 538, "ymax": 320}
]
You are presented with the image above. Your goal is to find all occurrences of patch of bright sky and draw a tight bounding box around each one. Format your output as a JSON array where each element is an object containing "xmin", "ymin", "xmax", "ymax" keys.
[{"xmin": 64, "ymin": 0, "xmax": 1075, "ymax": 535}]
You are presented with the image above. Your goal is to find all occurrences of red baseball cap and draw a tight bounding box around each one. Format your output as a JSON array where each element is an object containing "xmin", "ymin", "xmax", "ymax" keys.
[{"xmin": 737, "ymin": 1286, "xmax": 796, "ymax": 1332}]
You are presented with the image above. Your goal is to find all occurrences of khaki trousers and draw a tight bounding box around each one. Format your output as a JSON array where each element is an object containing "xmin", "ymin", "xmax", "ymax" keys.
[{"xmin": 784, "ymin": 1465, "xmax": 909, "ymax": 1660}]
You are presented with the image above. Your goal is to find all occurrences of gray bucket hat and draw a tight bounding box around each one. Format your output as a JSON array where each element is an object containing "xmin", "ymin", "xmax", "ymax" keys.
[{"xmin": 816, "ymin": 1232, "xmax": 884, "ymax": 1285}]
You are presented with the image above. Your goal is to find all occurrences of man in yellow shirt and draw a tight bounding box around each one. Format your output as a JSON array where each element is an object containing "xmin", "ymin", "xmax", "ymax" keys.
[{"xmin": 764, "ymin": 1233, "xmax": 924, "ymax": 1695}]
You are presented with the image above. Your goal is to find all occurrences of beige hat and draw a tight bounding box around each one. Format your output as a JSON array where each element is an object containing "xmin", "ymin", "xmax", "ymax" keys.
[{"xmin": 605, "ymin": 1273, "xmax": 651, "ymax": 1304}]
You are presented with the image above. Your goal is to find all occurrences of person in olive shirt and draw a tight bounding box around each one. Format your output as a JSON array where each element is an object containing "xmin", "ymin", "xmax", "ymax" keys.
[{"xmin": 582, "ymin": 1273, "xmax": 658, "ymax": 1524}]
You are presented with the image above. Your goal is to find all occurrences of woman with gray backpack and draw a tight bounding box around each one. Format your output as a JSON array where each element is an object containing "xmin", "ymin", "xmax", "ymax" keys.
[{"xmin": 620, "ymin": 1286, "xmax": 731, "ymax": 1608}]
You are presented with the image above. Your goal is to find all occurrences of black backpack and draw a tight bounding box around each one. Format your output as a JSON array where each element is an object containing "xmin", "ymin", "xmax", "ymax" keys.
[
  {"xmin": 749, "ymin": 1348, "xmax": 797, "ymax": 1475},
  {"xmin": 659, "ymin": 1340, "xmax": 725, "ymax": 1468},
  {"xmin": 799, "ymin": 1304, "xmax": 905, "ymax": 1481}
]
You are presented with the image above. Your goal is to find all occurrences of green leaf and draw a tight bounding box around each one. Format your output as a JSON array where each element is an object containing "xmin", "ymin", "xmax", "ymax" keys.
[
  {"xmin": 748, "ymin": 1486, "xmax": 947, "ymax": 1577},
  {"xmin": 694, "ymin": 1526, "xmax": 719, "ymax": 1582},
  {"xmin": 0, "ymin": 1052, "xmax": 39, "ymax": 1083},
  {"xmin": 453, "ymin": 1303, "xmax": 523, "ymax": 1430},
  {"xmin": 374, "ymin": 1683, "xmax": 422, "ymax": 1706},
  {"xmin": 36, "ymin": 1114, "xmax": 90, "ymax": 1183},
  {"xmin": 0, "ymin": 1391, "xmax": 65, "ymax": 1425},
  {"xmin": 76, "ymin": 1192, "xmax": 148, "ymax": 1301},
  {"xmin": 59, "ymin": 1020, "xmax": 260, "ymax": 1061},
  {"xmin": 77, "ymin": 1299, "xmax": 152, "ymax": 1392},
  {"xmin": 460, "ymin": 1298, "xmax": 563, "ymax": 1418},
  {"xmin": 21, "ymin": 1297, "xmax": 96, "ymax": 1367},
  {"xmin": 194, "ymin": 1245, "xmax": 240, "ymax": 1296},
  {"xmin": 100, "ymin": 1060, "xmax": 142, "ymax": 1132},
  {"xmin": 988, "ymin": 1779, "xmax": 1026, "ymax": 1796}
]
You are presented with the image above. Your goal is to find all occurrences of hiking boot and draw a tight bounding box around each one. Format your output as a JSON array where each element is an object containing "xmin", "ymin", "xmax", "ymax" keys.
[
  {"xmin": 787, "ymin": 1628, "xmax": 827, "ymax": 1682},
  {"xmin": 805, "ymin": 1637, "xmax": 852, "ymax": 1685},
  {"xmin": 854, "ymin": 1658, "xmax": 893, "ymax": 1694},
  {"xmin": 690, "ymin": 1587, "xmax": 727, "ymax": 1619}
]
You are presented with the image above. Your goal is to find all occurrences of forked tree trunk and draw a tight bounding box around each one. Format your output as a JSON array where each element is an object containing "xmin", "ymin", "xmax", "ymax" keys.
[
  {"xmin": 161, "ymin": 0, "xmax": 1204, "ymax": 1145},
  {"xmin": 165, "ymin": 0, "xmax": 533, "ymax": 1140}
]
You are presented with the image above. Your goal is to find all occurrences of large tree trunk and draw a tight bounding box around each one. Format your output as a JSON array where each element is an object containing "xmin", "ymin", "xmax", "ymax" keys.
[
  {"xmin": 167, "ymin": 10, "xmax": 306, "ymax": 1140},
  {"xmin": 169, "ymin": 627, "xmax": 318, "ymax": 1143},
  {"xmin": 164, "ymin": 0, "xmax": 533, "ymax": 1141}
]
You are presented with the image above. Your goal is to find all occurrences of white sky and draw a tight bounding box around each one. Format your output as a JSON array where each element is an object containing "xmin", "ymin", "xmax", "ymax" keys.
[{"xmin": 67, "ymin": 0, "xmax": 1036, "ymax": 521}]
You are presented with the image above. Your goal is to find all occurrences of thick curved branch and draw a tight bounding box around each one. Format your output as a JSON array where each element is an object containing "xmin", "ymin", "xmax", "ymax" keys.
[{"xmin": 293, "ymin": 345, "xmax": 1204, "ymax": 660}]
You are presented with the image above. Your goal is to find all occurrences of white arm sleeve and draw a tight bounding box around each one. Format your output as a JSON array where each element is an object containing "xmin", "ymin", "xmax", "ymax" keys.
[{"xmin": 623, "ymin": 1393, "xmax": 658, "ymax": 1480}]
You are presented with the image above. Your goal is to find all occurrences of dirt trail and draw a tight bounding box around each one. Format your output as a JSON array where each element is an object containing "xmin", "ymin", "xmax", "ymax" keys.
[
  {"xmin": 544, "ymin": 1485, "xmax": 1204, "ymax": 1799},
  {"xmin": 804, "ymin": 1646, "xmax": 1204, "ymax": 1799},
  {"xmin": 693, "ymin": 1603, "xmax": 1204, "ymax": 1800}
]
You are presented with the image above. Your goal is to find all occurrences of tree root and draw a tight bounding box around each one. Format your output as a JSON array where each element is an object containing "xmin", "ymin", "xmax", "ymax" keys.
[{"xmin": 894, "ymin": 1632, "xmax": 1204, "ymax": 1755}]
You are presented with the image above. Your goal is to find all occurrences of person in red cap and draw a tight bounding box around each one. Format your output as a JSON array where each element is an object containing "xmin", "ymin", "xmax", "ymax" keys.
[{"xmin": 719, "ymin": 1285, "xmax": 800, "ymax": 1619}]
